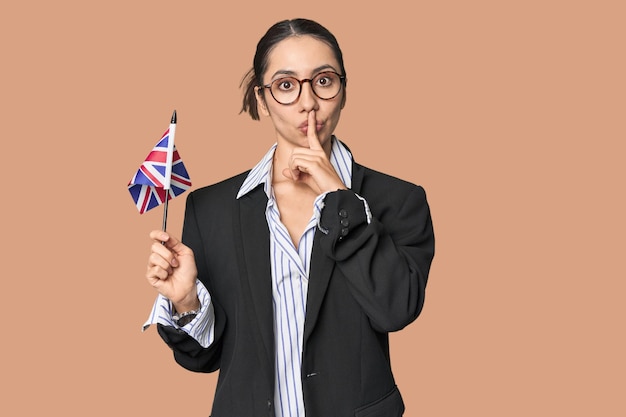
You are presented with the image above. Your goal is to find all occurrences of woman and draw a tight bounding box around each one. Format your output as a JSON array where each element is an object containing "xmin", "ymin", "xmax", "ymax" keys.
[{"xmin": 144, "ymin": 18, "xmax": 435, "ymax": 417}]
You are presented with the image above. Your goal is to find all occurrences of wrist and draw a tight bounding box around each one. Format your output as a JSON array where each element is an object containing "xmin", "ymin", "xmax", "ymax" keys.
[
  {"xmin": 172, "ymin": 306, "xmax": 200, "ymax": 327},
  {"xmin": 172, "ymin": 287, "xmax": 200, "ymax": 314},
  {"xmin": 173, "ymin": 298, "xmax": 200, "ymax": 315}
]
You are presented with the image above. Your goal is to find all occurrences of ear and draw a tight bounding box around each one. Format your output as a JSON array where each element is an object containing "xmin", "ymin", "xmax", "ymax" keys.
[{"xmin": 255, "ymin": 86, "xmax": 270, "ymax": 117}]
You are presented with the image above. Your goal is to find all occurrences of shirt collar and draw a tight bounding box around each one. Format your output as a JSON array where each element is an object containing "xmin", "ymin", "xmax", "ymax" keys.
[{"xmin": 236, "ymin": 136, "xmax": 353, "ymax": 199}]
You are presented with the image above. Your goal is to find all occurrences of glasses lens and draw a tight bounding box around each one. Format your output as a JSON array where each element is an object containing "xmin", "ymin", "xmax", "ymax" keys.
[
  {"xmin": 269, "ymin": 72, "xmax": 343, "ymax": 104},
  {"xmin": 271, "ymin": 77, "xmax": 300, "ymax": 105},
  {"xmin": 312, "ymin": 72, "xmax": 342, "ymax": 99}
]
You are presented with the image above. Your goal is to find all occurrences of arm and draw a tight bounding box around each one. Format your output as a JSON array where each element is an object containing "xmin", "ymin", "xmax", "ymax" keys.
[
  {"xmin": 146, "ymin": 193, "xmax": 226, "ymax": 373},
  {"xmin": 318, "ymin": 185, "xmax": 435, "ymax": 332},
  {"xmin": 276, "ymin": 111, "xmax": 434, "ymax": 331}
]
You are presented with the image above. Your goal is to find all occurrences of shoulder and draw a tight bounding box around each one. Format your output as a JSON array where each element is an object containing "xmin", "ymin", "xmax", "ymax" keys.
[
  {"xmin": 182, "ymin": 171, "xmax": 253, "ymax": 218},
  {"xmin": 356, "ymin": 163, "xmax": 426, "ymax": 195},
  {"xmin": 353, "ymin": 162, "xmax": 429, "ymax": 217},
  {"xmin": 187, "ymin": 171, "xmax": 250, "ymax": 203}
]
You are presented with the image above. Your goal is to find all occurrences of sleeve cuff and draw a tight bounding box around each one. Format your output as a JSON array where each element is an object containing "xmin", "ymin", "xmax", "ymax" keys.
[
  {"xmin": 315, "ymin": 190, "xmax": 371, "ymax": 235},
  {"xmin": 142, "ymin": 279, "xmax": 215, "ymax": 348}
]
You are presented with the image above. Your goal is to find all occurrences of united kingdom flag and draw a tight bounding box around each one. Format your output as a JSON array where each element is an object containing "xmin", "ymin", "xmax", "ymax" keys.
[{"xmin": 128, "ymin": 127, "xmax": 191, "ymax": 214}]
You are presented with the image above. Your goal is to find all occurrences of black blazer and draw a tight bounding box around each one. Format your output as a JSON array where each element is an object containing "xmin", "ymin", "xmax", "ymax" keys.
[{"xmin": 158, "ymin": 159, "xmax": 435, "ymax": 417}]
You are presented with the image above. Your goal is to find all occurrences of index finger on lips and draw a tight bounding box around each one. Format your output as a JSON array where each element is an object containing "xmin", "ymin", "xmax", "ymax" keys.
[{"xmin": 307, "ymin": 110, "xmax": 323, "ymax": 151}]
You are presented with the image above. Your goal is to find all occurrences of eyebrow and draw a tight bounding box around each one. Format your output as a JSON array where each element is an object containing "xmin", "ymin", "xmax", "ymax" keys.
[{"xmin": 269, "ymin": 64, "xmax": 338, "ymax": 80}]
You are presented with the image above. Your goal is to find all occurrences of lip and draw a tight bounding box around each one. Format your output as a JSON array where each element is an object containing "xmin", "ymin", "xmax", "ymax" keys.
[{"xmin": 299, "ymin": 120, "xmax": 324, "ymax": 134}]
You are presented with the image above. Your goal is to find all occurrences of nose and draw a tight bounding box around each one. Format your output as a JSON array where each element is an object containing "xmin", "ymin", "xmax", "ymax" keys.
[{"xmin": 299, "ymin": 80, "xmax": 318, "ymax": 112}]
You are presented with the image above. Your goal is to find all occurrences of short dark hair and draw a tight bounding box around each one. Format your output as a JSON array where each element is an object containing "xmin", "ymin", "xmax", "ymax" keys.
[{"xmin": 240, "ymin": 18, "xmax": 347, "ymax": 120}]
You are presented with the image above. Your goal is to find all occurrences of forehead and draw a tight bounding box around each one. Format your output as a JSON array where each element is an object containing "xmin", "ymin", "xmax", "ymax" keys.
[{"xmin": 264, "ymin": 35, "xmax": 339, "ymax": 78}]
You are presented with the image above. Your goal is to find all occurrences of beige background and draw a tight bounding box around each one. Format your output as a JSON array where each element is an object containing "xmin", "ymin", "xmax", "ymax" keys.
[{"xmin": 2, "ymin": 0, "xmax": 624, "ymax": 415}]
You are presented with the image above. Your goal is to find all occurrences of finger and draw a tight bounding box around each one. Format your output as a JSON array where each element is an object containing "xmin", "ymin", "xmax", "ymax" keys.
[
  {"xmin": 289, "ymin": 155, "xmax": 314, "ymax": 173},
  {"xmin": 150, "ymin": 240, "xmax": 179, "ymax": 267},
  {"xmin": 290, "ymin": 152, "xmax": 325, "ymax": 173},
  {"xmin": 149, "ymin": 230, "xmax": 170, "ymax": 243},
  {"xmin": 149, "ymin": 230, "xmax": 182, "ymax": 250},
  {"xmin": 307, "ymin": 110, "xmax": 323, "ymax": 151},
  {"xmin": 146, "ymin": 258, "xmax": 173, "ymax": 286},
  {"xmin": 148, "ymin": 250, "xmax": 174, "ymax": 273},
  {"xmin": 288, "ymin": 153, "xmax": 346, "ymax": 193},
  {"xmin": 286, "ymin": 154, "xmax": 319, "ymax": 182},
  {"xmin": 149, "ymin": 230, "xmax": 187, "ymax": 260},
  {"xmin": 146, "ymin": 264, "xmax": 171, "ymax": 283},
  {"xmin": 282, "ymin": 167, "xmax": 299, "ymax": 181},
  {"xmin": 286, "ymin": 152, "xmax": 316, "ymax": 180}
]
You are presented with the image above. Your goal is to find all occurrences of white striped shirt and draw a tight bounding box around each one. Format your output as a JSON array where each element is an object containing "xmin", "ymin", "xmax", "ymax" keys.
[
  {"xmin": 237, "ymin": 137, "xmax": 353, "ymax": 417},
  {"xmin": 144, "ymin": 137, "xmax": 355, "ymax": 416}
]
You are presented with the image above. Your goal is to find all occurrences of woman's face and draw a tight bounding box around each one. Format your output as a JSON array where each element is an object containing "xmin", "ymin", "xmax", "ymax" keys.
[{"xmin": 256, "ymin": 35, "xmax": 345, "ymax": 152}]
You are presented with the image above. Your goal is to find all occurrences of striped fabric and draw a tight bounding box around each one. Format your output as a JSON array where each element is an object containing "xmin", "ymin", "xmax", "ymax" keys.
[
  {"xmin": 142, "ymin": 279, "xmax": 215, "ymax": 347},
  {"xmin": 237, "ymin": 137, "xmax": 353, "ymax": 417}
]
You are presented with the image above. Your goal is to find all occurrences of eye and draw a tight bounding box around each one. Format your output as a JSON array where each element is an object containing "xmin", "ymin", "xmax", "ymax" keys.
[
  {"xmin": 315, "ymin": 72, "xmax": 336, "ymax": 88},
  {"xmin": 274, "ymin": 78, "xmax": 297, "ymax": 91}
]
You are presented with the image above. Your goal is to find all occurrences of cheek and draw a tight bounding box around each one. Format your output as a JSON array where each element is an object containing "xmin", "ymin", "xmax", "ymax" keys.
[
  {"xmin": 268, "ymin": 103, "xmax": 293, "ymax": 121},
  {"xmin": 327, "ymin": 103, "xmax": 343, "ymax": 124}
]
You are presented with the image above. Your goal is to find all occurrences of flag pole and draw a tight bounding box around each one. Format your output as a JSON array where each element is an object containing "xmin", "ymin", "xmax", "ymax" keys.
[
  {"xmin": 162, "ymin": 110, "xmax": 177, "ymax": 233},
  {"xmin": 162, "ymin": 190, "xmax": 169, "ymax": 232}
]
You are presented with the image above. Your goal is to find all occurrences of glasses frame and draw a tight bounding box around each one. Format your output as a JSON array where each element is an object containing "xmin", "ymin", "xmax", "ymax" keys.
[{"xmin": 260, "ymin": 71, "xmax": 346, "ymax": 105}]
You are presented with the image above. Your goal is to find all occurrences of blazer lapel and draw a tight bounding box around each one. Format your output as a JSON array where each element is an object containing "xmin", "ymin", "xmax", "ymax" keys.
[
  {"xmin": 233, "ymin": 185, "xmax": 274, "ymax": 367},
  {"xmin": 231, "ymin": 161, "xmax": 367, "ymax": 358},
  {"xmin": 304, "ymin": 162, "xmax": 366, "ymax": 344},
  {"xmin": 304, "ymin": 234, "xmax": 335, "ymax": 344}
]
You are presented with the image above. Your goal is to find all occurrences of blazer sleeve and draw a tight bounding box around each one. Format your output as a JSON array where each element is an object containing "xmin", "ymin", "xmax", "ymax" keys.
[
  {"xmin": 318, "ymin": 185, "xmax": 435, "ymax": 332},
  {"xmin": 156, "ymin": 191, "xmax": 226, "ymax": 373}
]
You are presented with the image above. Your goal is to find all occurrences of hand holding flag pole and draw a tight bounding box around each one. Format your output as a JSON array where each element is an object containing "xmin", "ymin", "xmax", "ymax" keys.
[{"xmin": 128, "ymin": 110, "xmax": 192, "ymax": 233}]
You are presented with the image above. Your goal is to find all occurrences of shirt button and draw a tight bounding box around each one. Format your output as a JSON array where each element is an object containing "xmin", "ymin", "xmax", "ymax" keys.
[
  {"xmin": 341, "ymin": 227, "xmax": 349, "ymax": 237},
  {"xmin": 340, "ymin": 218, "xmax": 349, "ymax": 227},
  {"xmin": 339, "ymin": 209, "xmax": 348, "ymax": 218}
]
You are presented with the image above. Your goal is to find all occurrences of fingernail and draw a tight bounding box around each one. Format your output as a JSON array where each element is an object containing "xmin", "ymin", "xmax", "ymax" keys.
[{"xmin": 171, "ymin": 258, "xmax": 178, "ymax": 267}]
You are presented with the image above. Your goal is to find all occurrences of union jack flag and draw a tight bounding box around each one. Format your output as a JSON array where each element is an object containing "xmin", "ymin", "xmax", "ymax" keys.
[{"xmin": 128, "ymin": 128, "xmax": 191, "ymax": 214}]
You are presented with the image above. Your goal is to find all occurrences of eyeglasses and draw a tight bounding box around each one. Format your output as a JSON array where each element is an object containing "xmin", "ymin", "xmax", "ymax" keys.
[{"xmin": 261, "ymin": 71, "xmax": 346, "ymax": 105}]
